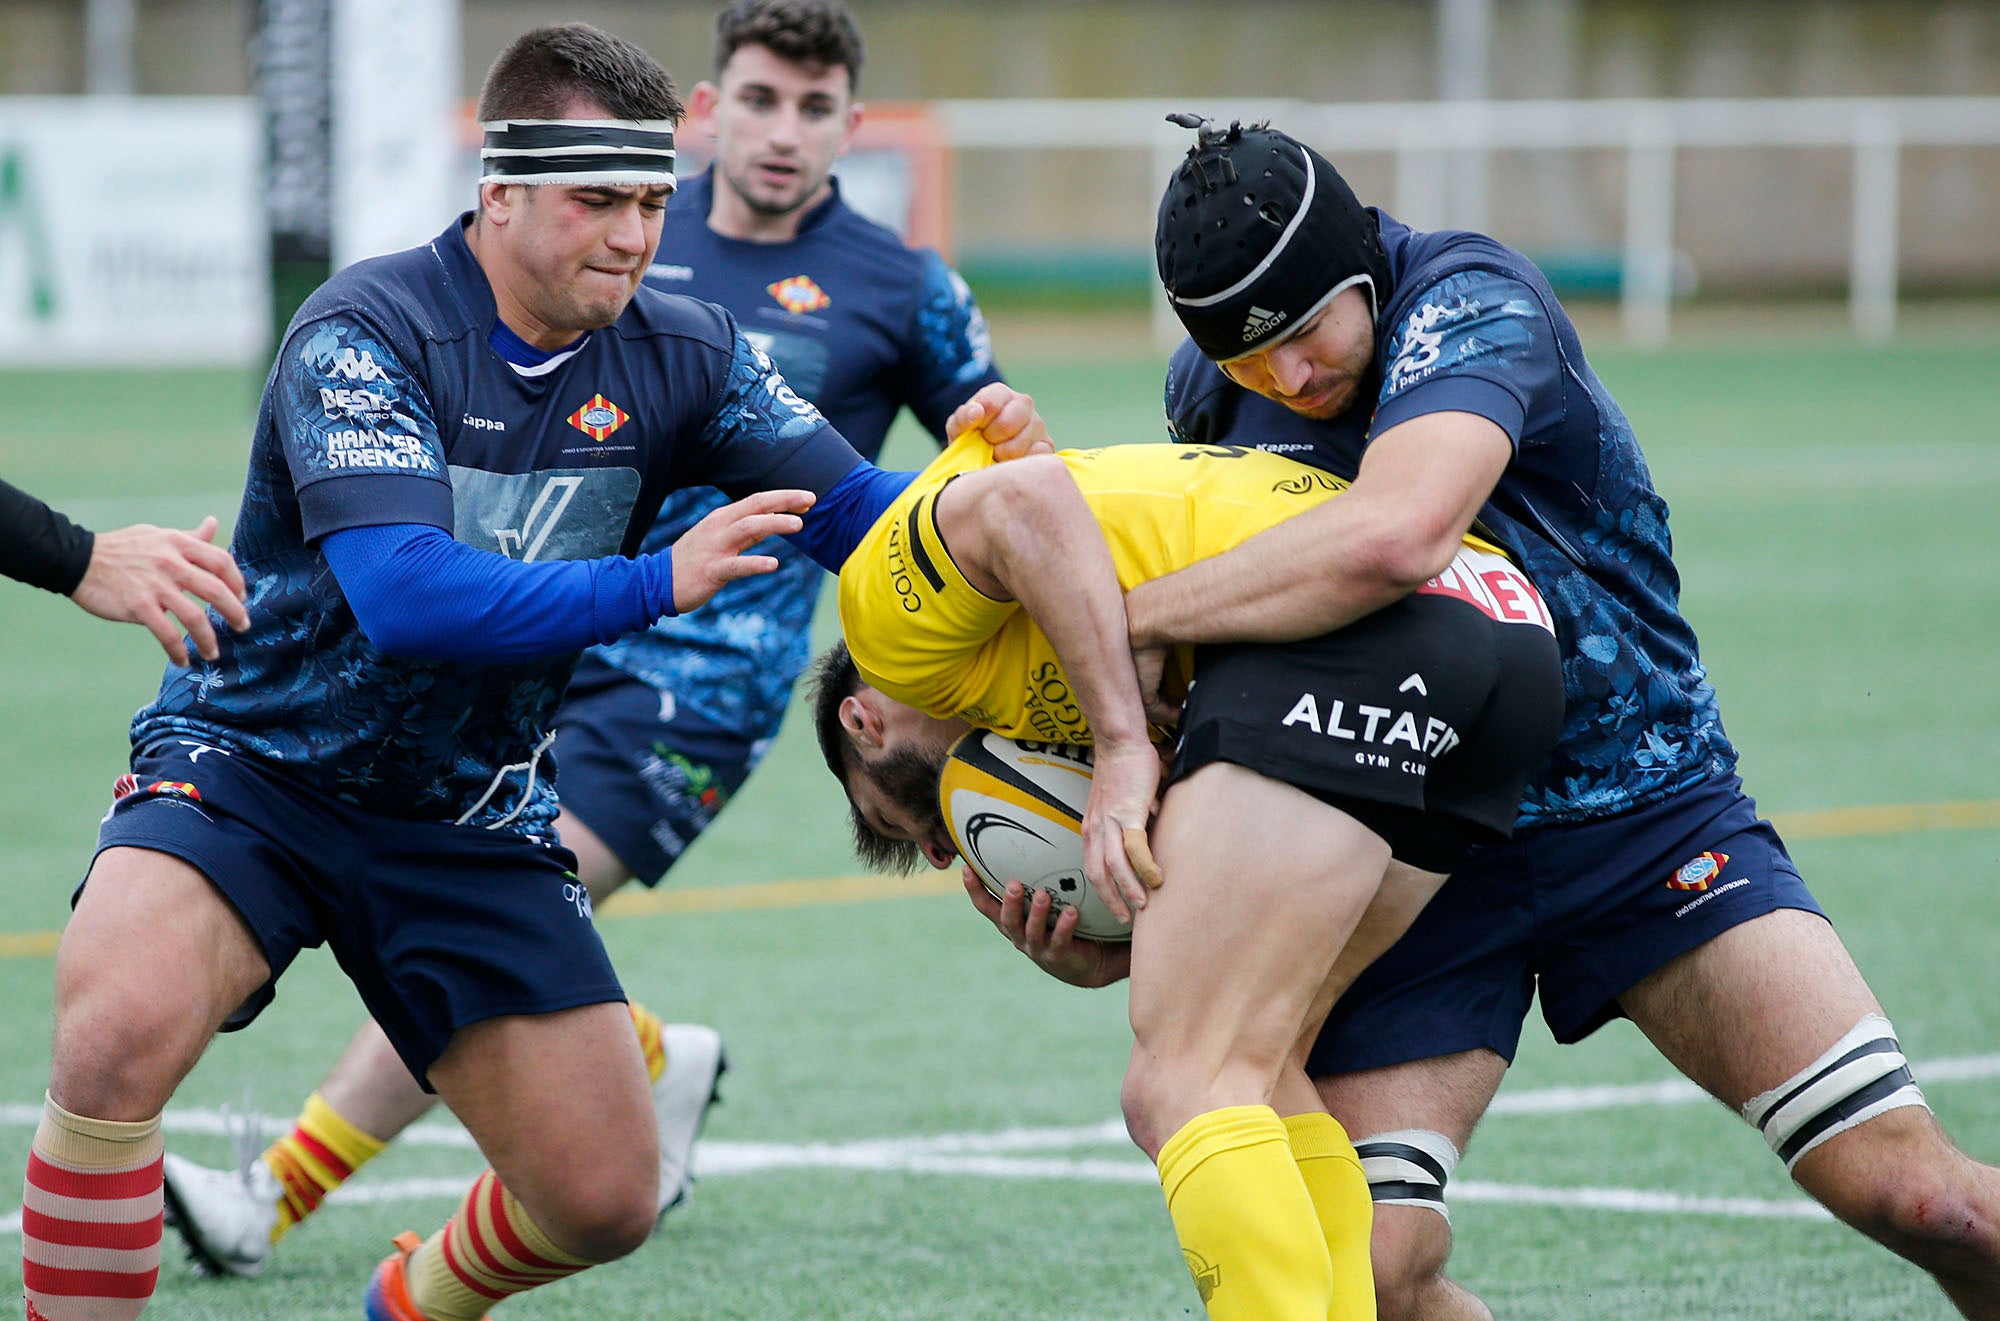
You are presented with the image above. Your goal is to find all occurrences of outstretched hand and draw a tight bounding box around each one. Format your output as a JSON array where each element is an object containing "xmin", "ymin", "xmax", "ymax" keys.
[
  {"xmin": 70, "ymin": 516, "xmax": 251, "ymax": 666},
  {"xmin": 962, "ymin": 870, "xmax": 1132, "ymax": 989},
  {"xmin": 946, "ymin": 383, "xmax": 1053, "ymax": 459},
  {"xmin": 670, "ymin": 489, "xmax": 814, "ymax": 614}
]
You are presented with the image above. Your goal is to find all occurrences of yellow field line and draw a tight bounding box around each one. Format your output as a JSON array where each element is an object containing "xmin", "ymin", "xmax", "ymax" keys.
[
  {"xmin": 1770, "ymin": 799, "xmax": 2000, "ymax": 840},
  {"xmin": 598, "ymin": 871, "xmax": 963, "ymax": 917},
  {"xmin": 0, "ymin": 934, "xmax": 58, "ymax": 959},
  {"xmin": 0, "ymin": 799, "xmax": 1993, "ymax": 958}
]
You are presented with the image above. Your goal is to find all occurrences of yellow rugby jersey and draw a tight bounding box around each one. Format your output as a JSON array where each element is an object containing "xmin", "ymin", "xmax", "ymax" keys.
[{"xmin": 837, "ymin": 434, "xmax": 1508, "ymax": 744}]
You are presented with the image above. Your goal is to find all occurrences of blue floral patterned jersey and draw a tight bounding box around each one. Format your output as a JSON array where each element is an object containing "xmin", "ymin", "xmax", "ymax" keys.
[
  {"xmin": 131, "ymin": 216, "xmax": 864, "ymax": 842},
  {"xmin": 1165, "ymin": 210, "xmax": 1735, "ymax": 826},
  {"xmin": 585, "ymin": 172, "xmax": 1002, "ymax": 740}
]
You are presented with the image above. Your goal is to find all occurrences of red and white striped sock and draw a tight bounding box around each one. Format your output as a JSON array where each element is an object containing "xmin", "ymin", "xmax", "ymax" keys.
[{"xmin": 21, "ymin": 1094, "xmax": 164, "ymax": 1320}]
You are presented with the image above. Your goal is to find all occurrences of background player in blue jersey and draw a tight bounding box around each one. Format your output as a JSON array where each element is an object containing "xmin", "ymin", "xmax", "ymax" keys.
[
  {"xmin": 18, "ymin": 23, "xmax": 1004, "ymax": 1321},
  {"xmin": 566, "ymin": 0, "xmax": 1004, "ymax": 904},
  {"xmin": 156, "ymin": 0, "xmax": 1019, "ymax": 1289},
  {"xmin": 991, "ymin": 120, "xmax": 2000, "ymax": 1320},
  {"xmin": 0, "ymin": 478, "xmax": 249, "ymax": 663}
]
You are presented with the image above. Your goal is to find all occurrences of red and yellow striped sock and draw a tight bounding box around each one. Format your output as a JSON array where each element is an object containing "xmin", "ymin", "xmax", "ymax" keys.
[
  {"xmin": 21, "ymin": 1094, "xmax": 164, "ymax": 1320},
  {"xmin": 405, "ymin": 1169, "xmax": 598, "ymax": 1320},
  {"xmin": 264, "ymin": 1090, "xmax": 388, "ymax": 1243},
  {"xmin": 630, "ymin": 999, "xmax": 666, "ymax": 1085}
]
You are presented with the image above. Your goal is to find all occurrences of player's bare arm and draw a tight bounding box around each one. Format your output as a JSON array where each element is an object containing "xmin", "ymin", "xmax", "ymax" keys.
[
  {"xmin": 1124, "ymin": 410, "xmax": 1512, "ymax": 652},
  {"xmin": 931, "ymin": 453, "xmax": 1163, "ymax": 914}
]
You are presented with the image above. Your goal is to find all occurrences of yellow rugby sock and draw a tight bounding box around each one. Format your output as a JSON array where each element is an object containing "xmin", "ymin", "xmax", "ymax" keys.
[
  {"xmin": 1156, "ymin": 1104, "xmax": 1334, "ymax": 1321},
  {"xmin": 1284, "ymin": 1112, "xmax": 1376, "ymax": 1321},
  {"xmin": 264, "ymin": 1090, "xmax": 387, "ymax": 1243},
  {"xmin": 629, "ymin": 999, "xmax": 666, "ymax": 1085},
  {"xmin": 406, "ymin": 1169, "xmax": 597, "ymax": 1320}
]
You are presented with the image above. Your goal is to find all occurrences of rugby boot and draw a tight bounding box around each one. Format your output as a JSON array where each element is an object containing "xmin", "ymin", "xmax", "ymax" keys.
[
  {"xmin": 654, "ymin": 1023, "xmax": 729, "ymax": 1218},
  {"xmin": 364, "ymin": 1232, "xmax": 490, "ymax": 1321},
  {"xmin": 161, "ymin": 1150, "xmax": 281, "ymax": 1278}
]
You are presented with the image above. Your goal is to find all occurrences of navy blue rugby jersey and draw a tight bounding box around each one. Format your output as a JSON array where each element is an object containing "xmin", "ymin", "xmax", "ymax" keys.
[
  {"xmin": 1165, "ymin": 210, "xmax": 1734, "ymax": 827},
  {"xmin": 131, "ymin": 215, "xmax": 862, "ymax": 841},
  {"xmin": 587, "ymin": 172, "xmax": 1002, "ymax": 739}
]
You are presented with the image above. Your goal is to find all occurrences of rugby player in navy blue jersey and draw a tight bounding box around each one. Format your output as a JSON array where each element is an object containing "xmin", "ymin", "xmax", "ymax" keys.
[
  {"xmin": 20, "ymin": 23, "xmax": 1045, "ymax": 1321},
  {"xmin": 155, "ymin": 0, "xmax": 1020, "ymax": 1285},
  {"xmin": 989, "ymin": 120, "xmax": 2000, "ymax": 1320},
  {"xmin": 0, "ymin": 479, "xmax": 249, "ymax": 663}
]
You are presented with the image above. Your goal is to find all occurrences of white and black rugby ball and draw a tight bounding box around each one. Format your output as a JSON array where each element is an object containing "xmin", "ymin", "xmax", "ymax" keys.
[{"xmin": 937, "ymin": 731, "xmax": 1133, "ymax": 942}]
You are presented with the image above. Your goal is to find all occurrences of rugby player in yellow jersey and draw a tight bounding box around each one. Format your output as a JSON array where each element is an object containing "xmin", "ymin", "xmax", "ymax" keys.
[{"xmin": 809, "ymin": 432, "xmax": 1563, "ymax": 1321}]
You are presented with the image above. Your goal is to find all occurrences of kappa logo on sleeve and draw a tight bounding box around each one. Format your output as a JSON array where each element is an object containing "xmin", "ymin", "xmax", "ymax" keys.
[
  {"xmin": 1385, "ymin": 296, "xmax": 1480, "ymax": 393},
  {"xmin": 326, "ymin": 347, "xmax": 385, "ymax": 382}
]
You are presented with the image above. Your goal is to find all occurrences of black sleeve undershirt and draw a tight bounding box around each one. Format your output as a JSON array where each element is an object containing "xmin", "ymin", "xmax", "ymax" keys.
[{"xmin": 0, "ymin": 479, "xmax": 94, "ymax": 595}]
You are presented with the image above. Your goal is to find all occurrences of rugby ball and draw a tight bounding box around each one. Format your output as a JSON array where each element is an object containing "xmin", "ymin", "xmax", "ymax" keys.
[{"xmin": 937, "ymin": 732, "xmax": 1133, "ymax": 942}]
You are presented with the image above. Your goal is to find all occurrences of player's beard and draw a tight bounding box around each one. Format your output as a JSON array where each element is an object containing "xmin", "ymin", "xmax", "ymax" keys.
[{"xmin": 857, "ymin": 745, "xmax": 950, "ymax": 874}]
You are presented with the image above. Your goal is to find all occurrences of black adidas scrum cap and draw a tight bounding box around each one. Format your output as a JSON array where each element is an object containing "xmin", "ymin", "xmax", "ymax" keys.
[{"xmin": 1155, "ymin": 115, "xmax": 1392, "ymax": 362}]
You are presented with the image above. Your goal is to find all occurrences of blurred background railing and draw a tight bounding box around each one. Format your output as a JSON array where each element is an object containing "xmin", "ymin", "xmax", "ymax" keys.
[{"xmin": 2, "ymin": 0, "xmax": 1996, "ymax": 365}]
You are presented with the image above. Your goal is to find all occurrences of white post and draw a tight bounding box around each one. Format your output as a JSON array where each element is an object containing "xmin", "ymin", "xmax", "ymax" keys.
[
  {"xmin": 1151, "ymin": 129, "xmax": 1186, "ymax": 353},
  {"xmin": 1437, "ymin": 0, "xmax": 1493, "ymax": 233},
  {"xmin": 331, "ymin": 0, "xmax": 463, "ymax": 271},
  {"xmin": 1622, "ymin": 115, "xmax": 1676, "ymax": 349},
  {"xmin": 1395, "ymin": 114, "xmax": 1452, "ymax": 231},
  {"xmin": 84, "ymin": 0, "xmax": 137, "ymax": 96},
  {"xmin": 1851, "ymin": 111, "xmax": 1901, "ymax": 344}
]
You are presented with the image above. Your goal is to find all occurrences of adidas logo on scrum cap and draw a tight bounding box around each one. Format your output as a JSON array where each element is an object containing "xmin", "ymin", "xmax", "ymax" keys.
[{"xmin": 1242, "ymin": 305, "xmax": 1288, "ymax": 341}]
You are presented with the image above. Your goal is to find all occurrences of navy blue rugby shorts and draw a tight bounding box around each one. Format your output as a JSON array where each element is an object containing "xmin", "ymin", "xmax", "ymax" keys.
[
  {"xmin": 552, "ymin": 655, "xmax": 764, "ymax": 885},
  {"xmin": 1305, "ymin": 773, "xmax": 1825, "ymax": 1076},
  {"xmin": 90, "ymin": 739, "xmax": 625, "ymax": 1085}
]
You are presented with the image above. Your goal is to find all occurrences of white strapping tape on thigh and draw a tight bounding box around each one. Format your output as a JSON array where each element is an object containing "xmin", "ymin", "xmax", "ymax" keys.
[
  {"xmin": 1740, "ymin": 1012, "xmax": 1929, "ymax": 1171},
  {"xmin": 1355, "ymin": 1128, "xmax": 1460, "ymax": 1223}
]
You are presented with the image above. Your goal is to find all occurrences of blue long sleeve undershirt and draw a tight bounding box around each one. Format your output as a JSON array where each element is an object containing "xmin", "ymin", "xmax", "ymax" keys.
[
  {"xmin": 320, "ymin": 461, "xmax": 916, "ymax": 663},
  {"xmin": 321, "ymin": 523, "xmax": 677, "ymax": 664},
  {"xmin": 789, "ymin": 461, "xmax": 918, "ymax": 572}
]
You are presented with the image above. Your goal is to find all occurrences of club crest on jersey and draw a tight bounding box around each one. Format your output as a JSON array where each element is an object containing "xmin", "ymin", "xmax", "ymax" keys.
[
  {"xmin": 1184, "ymin": 1250, "xmax": 1222, "ymax": 1304},
  {"xmin": 767, "ymin": 274, "xmax": 830, "ymax": 315},
  {"xmin": 1667, "ymin": 850, "xmax": 1730, "ymax": 891},
  {"xmin": 144, "ymin": 781, "xmax": 203, "ymax": 801},
  {"xmin": 566, "ymin": 393, "xmax": 630, "ymax": 442}
]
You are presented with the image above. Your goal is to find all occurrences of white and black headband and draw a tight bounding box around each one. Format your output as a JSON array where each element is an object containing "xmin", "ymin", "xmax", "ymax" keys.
[{"xmin": 478, "ymin": 118, "xmax": 677, "ymax": 190}]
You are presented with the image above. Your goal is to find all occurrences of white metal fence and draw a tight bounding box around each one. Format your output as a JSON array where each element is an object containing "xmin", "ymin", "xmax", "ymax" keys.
[{"xmin": 934, "ymin": 96, "xmax": 2000, "ymax": 348}]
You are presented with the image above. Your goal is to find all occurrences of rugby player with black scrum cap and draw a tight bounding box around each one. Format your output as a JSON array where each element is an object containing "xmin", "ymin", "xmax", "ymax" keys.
[{"xmin": 985, "ymin": 116, "xmax": 2000, "ymax": 1319}]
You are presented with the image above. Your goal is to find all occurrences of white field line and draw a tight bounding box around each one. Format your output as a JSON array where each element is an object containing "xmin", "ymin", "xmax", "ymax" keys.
[{"xmin": 0, "ymin": 1050, "xmax": 1993, "ymax": 1235}]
